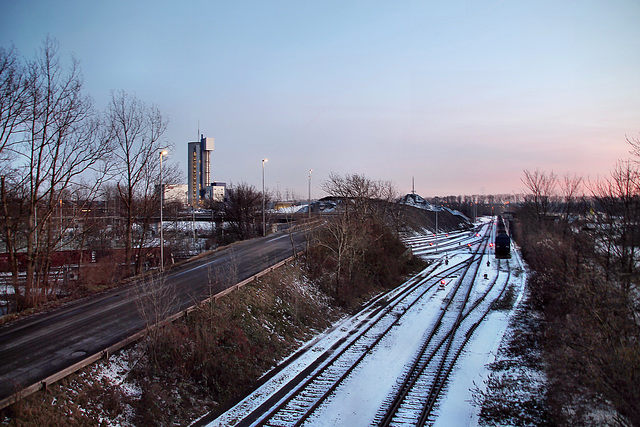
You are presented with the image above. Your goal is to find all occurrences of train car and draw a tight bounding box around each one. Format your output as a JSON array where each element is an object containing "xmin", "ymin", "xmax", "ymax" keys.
[
  {"xmin": 495, "ymin": 232, "xmax": 511, "ymax": 258},
  {"xmin": 496, "ymin": 215, "xmax": 507, "ymax": 235}
]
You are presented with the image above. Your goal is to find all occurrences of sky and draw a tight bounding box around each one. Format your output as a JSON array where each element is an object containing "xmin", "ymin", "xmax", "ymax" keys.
[{"xmin": 1, "ymin": 0, "xmax": 639, "ymax": 199}]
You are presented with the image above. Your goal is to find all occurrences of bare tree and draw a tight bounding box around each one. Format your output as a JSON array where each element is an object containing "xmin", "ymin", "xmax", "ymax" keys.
[
  {"xmin": 558, "ymin": 172, "xmax": 584, "ymax": 234},
  {"xmin": 133, "ymin": 274, "xmax": 178, "ymax": 366},
  {"xmin": 322, "ymin": 173, "xmax": 398, "ymax": 221},
  {"xmin": 626, "ymin": 134, "xmax": 640, "ymax": 161},
  {"xmin": 0, "ymin": 45, "xmax": 30, "ymax": 300},
  {"xmin": 521, "ymin": 168, "xmax": 558, "ymax": 222},
  {"xmin": 0, "ymin": 45, "xmax": 25, "ymax": 162},
  {"xmin": 106, "ymin": 90, "xmax": 169, "ymax": 275},
  {"xmin": 314, "ymin": 209, "xmax": 359, "ymax": 295},
  {"xmin": 0, "ymin": 175, "xmax": 25, "ymax": 297},
  {"xmin": 313, "ymin": 173, "xmax": 401, "ymax": 298},
  {"xmin": 589, "ymin": 160, "xmax": 640, "ymax": 291},
  {"xmin": 518, "ymin": 162, "xmax": 640, "ymax": 425},
  {"xmin": 0, "ymin": 38, "xmax": 109, "ymax": 308},
  {"xmin": 225, "ymin": 182, "xmax": 266, "ymax": 240}
]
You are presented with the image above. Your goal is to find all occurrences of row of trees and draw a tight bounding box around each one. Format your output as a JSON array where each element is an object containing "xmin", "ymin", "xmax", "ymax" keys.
[
  {"xmin": 0, "ymin": 39, "xmax": 178, "ymax": 310},
  {"xmin": 515, "ymin": 141, "xmax": 640, "ymax": 425},
  {"xmin": 429, "ymin": 193, "xmax": 521, "ymax": 218},
  {"xmin": 519, "ymin": 159, "xmax": 640, "ymax": 286}
]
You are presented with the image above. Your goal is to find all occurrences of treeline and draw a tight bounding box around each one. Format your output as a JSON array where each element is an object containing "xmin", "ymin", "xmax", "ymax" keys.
[
  {"xmin": 428, "ymin": 193, "xmax": 522, "ymax": 219},
  {"xmin": 515, "ymin": 148, "xmax": 640, "ymax": 425}
]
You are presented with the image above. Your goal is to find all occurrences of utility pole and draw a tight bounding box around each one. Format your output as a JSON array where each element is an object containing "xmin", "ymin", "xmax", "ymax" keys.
[
  {"xmin": 262, "ymin": 158, "xmax": 268, "ymax": 237},
  {"xmin": 159, "ymin": 150, "xmax": 168, "ymax": 271},
  {"xmin": 435, "ymin": 208, "xmax": 438, "ymax": 254},
  {"xmin": 308, "ymin": 169, "xmax": 313, "ymax": 218}
]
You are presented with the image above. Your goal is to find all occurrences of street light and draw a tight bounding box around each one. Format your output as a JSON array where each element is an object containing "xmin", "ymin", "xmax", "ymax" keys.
[
  {"xmin": 308, "ymin": 169, "xmax": 313, "ymax": 218},
  {"xmin": 262, "ymin": 158, "xmax": 268, "ymax": 237},
  {"xmin": 159, "ymin": 149, "xmax": 168, "ymax": 271}
]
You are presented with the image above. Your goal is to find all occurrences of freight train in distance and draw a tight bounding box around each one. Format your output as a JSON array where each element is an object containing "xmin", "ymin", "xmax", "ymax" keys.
[{"xmin": 494, "ymin": 215, "xmax": 511, "ymax": 259}]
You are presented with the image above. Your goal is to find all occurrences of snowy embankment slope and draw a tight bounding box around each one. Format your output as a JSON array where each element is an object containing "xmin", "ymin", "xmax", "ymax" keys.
[{"xmin": 204, "ymin": 218, "xmax": 527, "ymax": 426}]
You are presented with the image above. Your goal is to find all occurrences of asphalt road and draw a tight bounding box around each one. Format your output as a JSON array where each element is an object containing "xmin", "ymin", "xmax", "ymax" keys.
[{"xmin": 0, "ymin": 230, "xmax": 307, "ymax": 402}]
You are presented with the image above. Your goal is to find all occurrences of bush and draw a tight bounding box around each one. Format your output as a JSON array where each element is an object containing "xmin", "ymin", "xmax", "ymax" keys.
[
  {"xmin": 473, "ymin": 298, "xmax": 551, "ymax": 426},
  {"xmin": 306, "ymin": 215, "xmax": 417, "ymax": 309},
  {"xmin": 126, "ymin": 263, "xmax": 339, "ymax": 422},
  {"xmin": 491, "ymin": 285, "xmax": 516, "ymax": 311},
  {"xmin": 515, "ymin": 212, "xmax": 640, "ymax": 426}
]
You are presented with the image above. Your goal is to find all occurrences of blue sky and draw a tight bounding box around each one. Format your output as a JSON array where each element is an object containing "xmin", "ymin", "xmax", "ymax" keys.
[{"xmin": 2, "ymin": 0, "xmax": 639, "ymax": 198}]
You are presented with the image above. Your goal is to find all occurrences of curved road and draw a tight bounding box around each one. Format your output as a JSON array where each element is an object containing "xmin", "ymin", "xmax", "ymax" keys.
[{"xmin": 0, "ymin": 230, "xmax": 307, "ymax": 404}]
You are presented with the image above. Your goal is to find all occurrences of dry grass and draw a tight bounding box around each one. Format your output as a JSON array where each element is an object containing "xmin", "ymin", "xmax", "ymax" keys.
[{"xmin": 1, "ymin": 261, "xmax": 342, "ymax": 426}]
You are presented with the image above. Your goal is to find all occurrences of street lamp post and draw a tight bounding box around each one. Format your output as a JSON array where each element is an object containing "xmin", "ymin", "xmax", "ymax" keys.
[
  {"xmin": 262, "ymin": 158, "xmax": 268, "ymax": 237},
  {"xmin": 308, "ymin": 169, "xmax": 313, "ymax": 218},
  {"xmin": 159, "ymin": 150, "xmax": 168, "ymax": 271}
]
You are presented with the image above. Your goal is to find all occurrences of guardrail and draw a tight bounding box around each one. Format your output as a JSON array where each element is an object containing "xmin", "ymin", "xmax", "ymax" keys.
[{"xmin": 0, "ymin": 252, "xmax": 300, "ymax": 411}]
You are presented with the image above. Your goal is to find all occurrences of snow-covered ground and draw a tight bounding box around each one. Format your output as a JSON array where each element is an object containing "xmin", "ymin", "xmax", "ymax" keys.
[
  {"xmin": 433, "ymin": 256, "xmax": 527, "ymax": 427},
  {"xmin": 205, "ymin": 218, "xmax": 527, "ymax": 426}
]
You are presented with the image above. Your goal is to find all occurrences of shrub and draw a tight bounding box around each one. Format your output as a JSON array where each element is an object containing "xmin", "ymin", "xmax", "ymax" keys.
[{"xmin": 515, "ymin": 212, "xmax": 640, "ymax": 425}]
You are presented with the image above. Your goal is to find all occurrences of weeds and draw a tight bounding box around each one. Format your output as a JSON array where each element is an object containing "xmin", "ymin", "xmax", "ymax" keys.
[
  {"xmin": 491, "ymin": 285, "xmax": 516, "ymax": 311},
  {"xmin": 473, "ymin": 297, "xmax": 550, "ymax": 426},
  {"xmin": 1, "ymin": 262, "xmax": 341, "ymax": 426}
]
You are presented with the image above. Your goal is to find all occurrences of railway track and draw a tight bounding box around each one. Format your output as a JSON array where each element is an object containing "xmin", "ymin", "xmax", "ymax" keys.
[
  {"xmin": 375, "ymin": 247, "xmax": 511, "ymax": 425},
  {"xmin": 403, "ymin": 227, "xmax": 485, "ymax": 257},
  {"xmin": 231, "ymin": 222, "xmax": 509, "ymax": 426},
  {"xmin": 237, "ymin": 256, "xmax": 474, "ymax": 426}
]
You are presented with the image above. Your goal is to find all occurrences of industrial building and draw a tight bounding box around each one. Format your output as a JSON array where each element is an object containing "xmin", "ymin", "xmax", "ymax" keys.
[{"xmin": 188, "ymin": 135, "xmax": 225, "ymax": 207}]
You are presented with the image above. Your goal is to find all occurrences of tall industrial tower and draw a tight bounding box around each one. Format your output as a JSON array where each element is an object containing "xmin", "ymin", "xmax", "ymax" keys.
[{"xmin": 188, "ymin": 135, "xmax": 214, "ymax": 207}]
